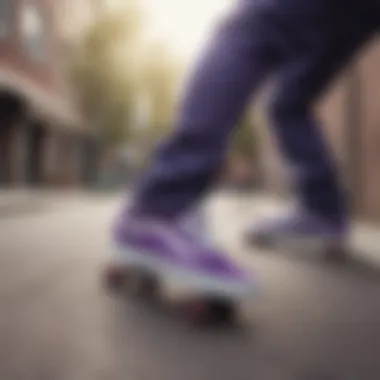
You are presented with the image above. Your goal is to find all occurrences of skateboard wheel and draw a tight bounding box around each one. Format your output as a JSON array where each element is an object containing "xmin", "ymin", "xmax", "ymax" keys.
[
  {"xmin": 180, "ymin": 298, "xmax": 236, "ymax": 326},
  {"xmin": 103, "ymin": 265, "xmax": 129, "ymax": 292},
  {"xmin": 208, "ymin": 299, "xmax": 236, "ymax": 323},
  {"xmin": 181, "ymin": 300, "xmax": 211, "ymax": 325},
  {"xmin": 136, "ymin": 273, "xmax": 160, "ymax": 300},
  {"xmin": 324, "ymin": 244, "xmax": 348, "ymax": 264}
]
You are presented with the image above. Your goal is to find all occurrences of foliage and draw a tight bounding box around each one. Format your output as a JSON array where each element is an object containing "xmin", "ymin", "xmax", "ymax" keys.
[
  {"xmin": 139, "ymin": 43, "xmax": 183, "ymax": 141},
  {"xmin": 68, "ymin": 5, "xmax": 144, "ymax": 148},
  {"xmin": 68, "ymin": 2, "xmax": 184, "ymax": 155}
]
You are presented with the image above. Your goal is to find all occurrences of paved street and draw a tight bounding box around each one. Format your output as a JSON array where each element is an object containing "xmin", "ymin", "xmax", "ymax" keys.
[{"xmin": 1, "ymin": 194, "xmax": 380, "ymax": 380}]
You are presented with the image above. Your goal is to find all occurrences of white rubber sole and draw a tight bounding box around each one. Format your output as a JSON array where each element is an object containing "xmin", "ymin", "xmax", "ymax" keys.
[{"xmin": 111, "ymin": 243, "xmax": 259, "ymax": 301}]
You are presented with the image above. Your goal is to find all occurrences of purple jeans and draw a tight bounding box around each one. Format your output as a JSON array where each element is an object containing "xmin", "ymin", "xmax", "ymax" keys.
[{"xmin": 133, "ymin": 0, "xmax": 380, "ymax": 223}]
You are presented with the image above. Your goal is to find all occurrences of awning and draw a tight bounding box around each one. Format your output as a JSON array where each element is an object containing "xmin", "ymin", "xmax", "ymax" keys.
[{"xmin": 0, "ymin": 66, "xmax": 86, "ymax": 132}]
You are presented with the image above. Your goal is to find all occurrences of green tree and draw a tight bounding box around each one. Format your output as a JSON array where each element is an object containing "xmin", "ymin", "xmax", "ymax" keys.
[
  {"xmin": 136, "ymin": 43, "xmax": 183, "ymax": 152},
  {"xmin": 68, "ymin": 5, "xmax": 144, "ymax": 148}
]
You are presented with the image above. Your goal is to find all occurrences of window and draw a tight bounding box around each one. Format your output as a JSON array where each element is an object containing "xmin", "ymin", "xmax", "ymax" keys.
[
  {"xmin": 0, "ymin": 0, "xmax": 12, "ymax": 38},
  {"xmin": 20, "ymin": 1, "xmax": 47, "ymax": 61}
]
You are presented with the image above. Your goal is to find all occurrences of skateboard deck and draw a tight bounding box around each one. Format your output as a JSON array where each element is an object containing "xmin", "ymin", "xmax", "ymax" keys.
[{"xmin": 102, "ymin": 263, "xmax": 241, "ymax": 326}]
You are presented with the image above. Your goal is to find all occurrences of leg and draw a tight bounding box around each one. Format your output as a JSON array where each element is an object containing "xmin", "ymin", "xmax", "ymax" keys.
[
  {"xmin": 247, "ymin": 0, "xmax": 380, "ymax": 245},
  {"xmin": 132, "ymin": 0, "xmax": 289, "ymax": 218},
  {"xmin": 269, "ymin": 23, "xmax": 378, "ymax": 224}
]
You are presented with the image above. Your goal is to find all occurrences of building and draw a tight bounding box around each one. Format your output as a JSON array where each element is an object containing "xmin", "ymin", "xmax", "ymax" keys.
[
  {"xmin": 256, "ymin": 37, "xmax": 380, "ymax": 222},
  {"xmin": 0, "ymin": 0, "xmax": 100, "ymax": 188}
]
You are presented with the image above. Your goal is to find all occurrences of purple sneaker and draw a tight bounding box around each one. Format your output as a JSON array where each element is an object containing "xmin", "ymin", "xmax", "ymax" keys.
[
  {"xmin": 245, "ymin": 210, "xmax": 348, "ymax": 248},
  {"xmin": 111, "ymin": 211, "xmax": 257, "ymax": 300}
]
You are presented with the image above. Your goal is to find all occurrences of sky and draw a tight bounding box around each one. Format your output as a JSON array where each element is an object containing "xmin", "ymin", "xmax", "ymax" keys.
[{"xmin": 107, "ymin": 0, "xmax": 233, "ymax": 59}]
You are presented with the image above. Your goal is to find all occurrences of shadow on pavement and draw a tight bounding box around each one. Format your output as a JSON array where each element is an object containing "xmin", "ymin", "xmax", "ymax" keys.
[{"xmin": 249, "ymin": 245, "xmax": 380, "ymax": 284}]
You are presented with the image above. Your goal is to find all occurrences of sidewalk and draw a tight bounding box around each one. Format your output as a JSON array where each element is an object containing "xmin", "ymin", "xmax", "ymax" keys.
[
  {"xmin": 0, "ymin": 188, "xmax": 111, "ymax": 217},
  {"xmin": 0, "ymin": 189, "xmax": 47, "ymax": 216},
  {"xmin": 215, "ymin": 192, "xmax": 380, "ymax": 267},
  {"xmin": 1, "ymin": 188, "xmax": 379, "ymax": 267}
]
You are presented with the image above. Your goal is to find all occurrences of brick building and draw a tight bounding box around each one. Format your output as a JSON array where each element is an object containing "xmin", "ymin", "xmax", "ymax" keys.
[
  {"xmin": 256, "ymin": 38, "xmax": 380, "ymax": 222},
  {"xmin": 0, "ymin": 0, "xmax": 100, "ymax": 188}
]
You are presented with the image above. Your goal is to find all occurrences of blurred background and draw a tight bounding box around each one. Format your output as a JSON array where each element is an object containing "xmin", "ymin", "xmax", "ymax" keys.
[
  {"xmin": 1, "ymin": 1, "xmax": 380, "ymax": 379},
  {"xmin": 2, "ymin": 0, "xmax": 380, "ymax": 218},
  {"xmin": 0, "ymin": 0, "xmax": 260, "ymax": 195}
]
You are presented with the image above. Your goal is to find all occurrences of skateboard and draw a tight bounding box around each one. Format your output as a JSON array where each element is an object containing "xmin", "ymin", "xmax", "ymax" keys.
[{"xmin": 102, "ymin": 263, "xmax": 240, "ymax": 327}]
